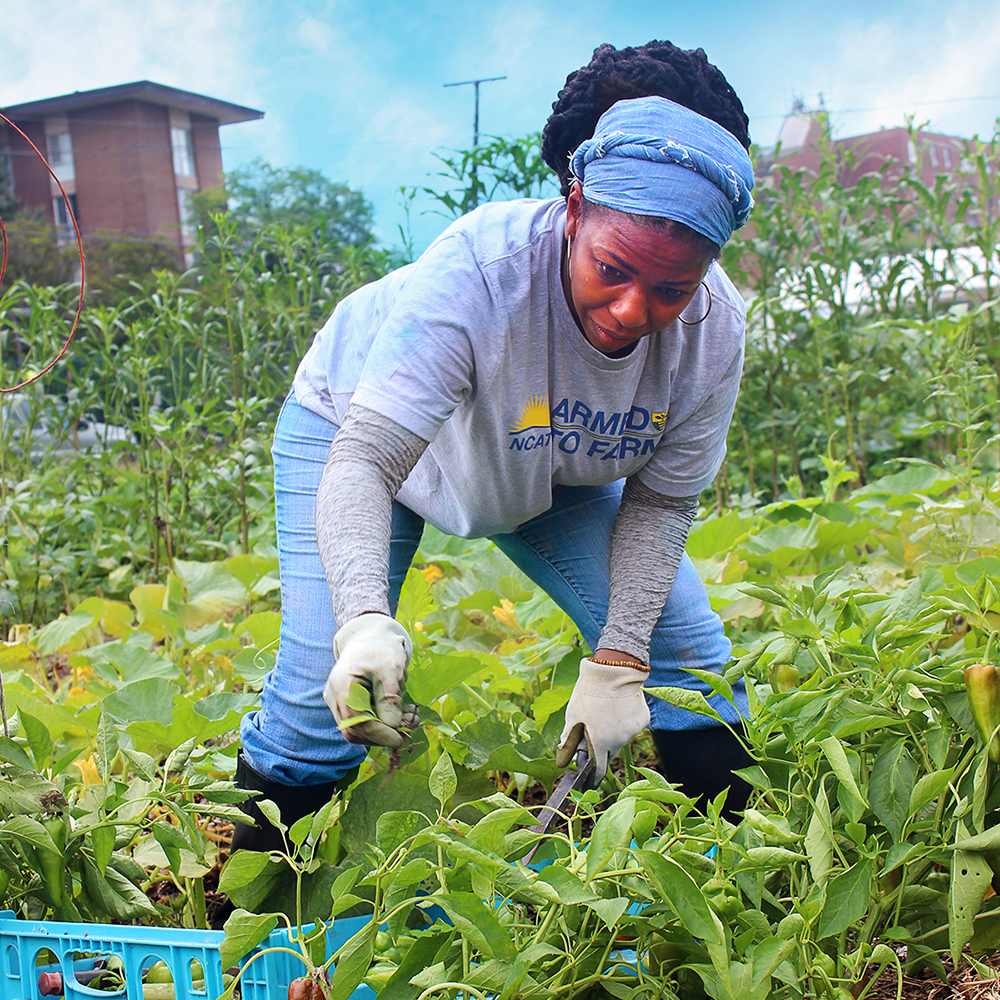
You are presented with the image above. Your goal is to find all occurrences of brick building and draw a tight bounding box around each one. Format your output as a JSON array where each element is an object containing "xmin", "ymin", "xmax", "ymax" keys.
[
  {"xmin": 758, "ymin": 103, "xmax": 970, "ymax": 189},
  {"xmin": 0, "ymin": 81, "xmax": 263, "ymax": 258}
]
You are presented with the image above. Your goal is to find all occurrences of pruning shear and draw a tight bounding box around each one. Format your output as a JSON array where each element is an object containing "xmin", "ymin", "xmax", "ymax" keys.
[{"xmin": 522, "ymin": 738, "xmax": 594, "ymax": 865}]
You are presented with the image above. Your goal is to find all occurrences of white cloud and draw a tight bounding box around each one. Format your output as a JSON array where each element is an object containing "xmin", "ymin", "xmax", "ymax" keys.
[
  {"xmin": 0, "ymin": 0, "xmax": 283, "ymax": 168},
  {"xmin": 297, "ymin": 16, "xmax": 341, "ymax": 57},
  {"xmin": 819, "ymin": 1, "xmax": 1000, "ymax": 140}
]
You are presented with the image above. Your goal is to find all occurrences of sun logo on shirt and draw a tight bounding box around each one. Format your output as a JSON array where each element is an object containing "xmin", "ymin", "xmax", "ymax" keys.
[{"xmin": 509, "ymin": 394, "xmax": 551, "ymax": 433}]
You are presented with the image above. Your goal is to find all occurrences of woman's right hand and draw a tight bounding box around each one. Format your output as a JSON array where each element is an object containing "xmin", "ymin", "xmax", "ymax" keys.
[{"xmin": 324, "ymin": 613, "xmax": 413, "ymax": 747}]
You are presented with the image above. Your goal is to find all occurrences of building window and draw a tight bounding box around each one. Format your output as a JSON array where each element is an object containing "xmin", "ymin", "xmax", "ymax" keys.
[
  {"xmin": 928, "ymin": 144, "xmax": 939, "ymax": 168},
  {"xmin": 1, "ymin": 146, "xmax": 13, "ymax": 192},
  {"xmin": 53, "ymin": 193, "xmax": 78, "ymax": 237},
  {"xmin": 942, "ymin": 146, "xmax": 953, "ymax": 169},
  {"xmin": 171, "ymin": 126, "xmax": 195, "ymax": 178},
  {"xmin": 46, "ymin": 131, "xmax": 75, "ymax": 182},
  {"xmin": 177, "ymin": 187, "xmax": 196, "ymax": 242}
]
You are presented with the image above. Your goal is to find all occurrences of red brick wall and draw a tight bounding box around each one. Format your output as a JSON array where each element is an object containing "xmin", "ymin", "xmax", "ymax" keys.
[
  {"xmin": 4, "ymin": 119, "xmax": 54, "ymax": 222},
  {"xmin": 837, "ymin": 129, "xmax": 910, "ymax": 187},
  {"xmin": 190, "ymin": 113, "xmax": 223, "ymax": 190},
  {"xmin": 69, "ymin": 100, "xmax": 181, "ymax": 247}
]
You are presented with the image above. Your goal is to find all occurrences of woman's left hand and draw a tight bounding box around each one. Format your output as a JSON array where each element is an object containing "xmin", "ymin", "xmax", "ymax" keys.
[{"xmin": 556, "ymin": 655, "xmax": 650, "ymax": 787}]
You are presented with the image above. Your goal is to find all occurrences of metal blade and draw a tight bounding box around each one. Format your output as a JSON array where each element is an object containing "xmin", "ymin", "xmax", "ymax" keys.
[{"xmin": 521, "ymin": 743, "xmax": 593, "ymax": 865}]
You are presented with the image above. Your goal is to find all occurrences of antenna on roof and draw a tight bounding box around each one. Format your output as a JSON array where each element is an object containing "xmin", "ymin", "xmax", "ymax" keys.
[{"xmin": 443, "ymin": 75, "xmax": 507, "ymax": 209}]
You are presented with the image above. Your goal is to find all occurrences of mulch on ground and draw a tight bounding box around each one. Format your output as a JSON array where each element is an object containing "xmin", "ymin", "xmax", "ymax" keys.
[{"xmin": 867, "ymin": 952, "xmax": 1000, "ymax": 1000}]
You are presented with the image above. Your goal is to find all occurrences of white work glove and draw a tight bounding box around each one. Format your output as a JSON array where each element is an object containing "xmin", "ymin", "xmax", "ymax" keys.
[
  {"xmin": 324, "ymin": 613, "xmax": 413, "ymax": 748},
  {"xmin": 557, "ymin": 657, "xmax": 651, "ymax": 787}
]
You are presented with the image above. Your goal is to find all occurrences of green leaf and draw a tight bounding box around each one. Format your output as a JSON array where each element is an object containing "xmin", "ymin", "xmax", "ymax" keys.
[
  {"xmin": 428, "ymin": 751, "xmax": 457, "ymax": 808},
  {"xmin": 805, "ymin": 782, "xmax": 834, "ymax": 885},
  {"xmin": 90, "ymin": 825, "xmax": 115, "ymax": 873},
  {"xmin": 83, "ymin": 855, "xmax": 158, "ymax": 920},
  {"xmin": 168, "ymin": 559, "xmax": 248, "ymax": 630},
  {"xmin": 103, "ymin": 678, "xmax": 179, "ymax": 728},
  {"xmin": 780, "ymin": 618, "xmax": 821, "ymax": 639},
  {"xmin": 407, "ymin": 650, "xmax": 484, "ymax": 706},
  {"xmin": 329, "ymin": 920, "xmax": 378, "ymax": 1000},
  {"xmin": 420, "ymin": 892, "xmax": 514, "ymax": 960},
  {"xmin": 220, "ymin": 908, "xmax": 279, "ymax": 971},
  {"xmin": 819, "ymin": 736, "xmax": 868, "ymax": 811},
  {"xmin": 376, "ymin": 930, "xmax": 454, "ymax": 1000},
  {"xmin": 344, "ymin": 682, "xmax": 376, "ymax": 717},
  {"xmin": 96, "ymin": 709, "xmax": 119, "ymax": 780},
  {"xmin": 735, "ymin": 847, "xmax": 808, "ymax": 871},
  {"xmin": 193, "ymin": 692, "xmax": 260, "ymax": 721},
  {"xmin": 234, "ymin": 610, "xmax": 282, "ymax": 648},
  {"xmin": 121, "ymin": 748, "xmax": 157, "ymax": 782},
  {"xmin": 909, "ymin": 768, "xmax": 954, "ymax": 819},
  {"xmin": 950, "ymin": 847, "xmax": 993, "ymax": 965},
  {"xmin": 586, "ymin": 797, "xmax": 635, "ymax": 884},
  {"xmin": 4, "ymin": 815, "xmax": 59, "ymax": 854},
  {"xmin": 645, "ymin": 686, "xmax": 725, "ymax": 724},
  {"xmin": 816, "ymin": 860, "xmax": 873, "ymax": 939},
  {"xmin": 952, "ymin": 827, "xmax": 1000, "ymax": 852},
  {"xmin": 536, "ymin": 865, "xmax": 599, "ymax": 905},
  {"xmin": 151, "ymin": 822, "xmax": 187, "ymax": 876},
  {"xmin": 257, "ymin": 798, "xmax": 285, "ymax": 834},
  {"xmin": 220, "ymin": 849, "xmax": 277, "ymax": 893},
  {"xmin": 743, "ymin": 808, "xmax": 797, "ymax": 845},
  {"xmin": 635, "ymin": 849, "xmax": 722, "ymax": 944},
  {"xmin": 35, "ymin": 612, "xmax": 95, "ymax": 655},
  {"xmin": 0, "ymin": 736, "xmax": 34, "ymax": 771},
  {"xmin": 681, "ymin": 667, "xmax": 734, "ymax": 703},
  {"xmin": 96, "ymin": 640, "xmax": 182, "ymax": 683},
  {"xmin": 869, "ymin": 740, "xmax": 917, "ymax": 842},
  {"xmin": 745, "ymin": 936, "xmax": 796, "ymax": 1000},
  {"xmin": 289, "ymin": 813, "xmax": 313, "ymax": 851},
  {"xmin": 18, "ymin": 711, "xmax": 53, "ymax": 768},
  {"xmin": 376, "ymin": 810, "xmax": 422, "ymax": 855},
  {"xmin": 163, "ymin": 735, "xmax": 197, "ymax": 776},
  {"xmin": 584, "ymin": 896, "xmax": 630, "ymax": 931},
  {"xmin": 395, "ymin": 568, "xmax": 436, "ymax": 632},
  {"xmin": 310, "ymin": 798, "xmax": 340, "ymax": 850}
]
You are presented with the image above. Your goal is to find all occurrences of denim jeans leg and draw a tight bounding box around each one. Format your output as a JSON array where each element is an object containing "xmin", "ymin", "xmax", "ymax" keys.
[
  {"xmin": 239, "ymin": 394, "xmax": 424, "ymax": 785},
  {"xmin": 490, "ymin": 482, "xmax": 747, "ymax": 730}
]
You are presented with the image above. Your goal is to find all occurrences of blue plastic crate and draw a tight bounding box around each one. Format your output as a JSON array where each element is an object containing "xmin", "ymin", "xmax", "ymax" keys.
[{"xmin": 0, "ymin": 910, "xmax": 377, "ymax": 1000}]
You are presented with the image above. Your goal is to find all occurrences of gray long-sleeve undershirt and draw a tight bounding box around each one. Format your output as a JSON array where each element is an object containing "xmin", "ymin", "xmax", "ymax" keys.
[{"xmin": 316, "ymin": 404, "xmax": 699, "ymax": 662}]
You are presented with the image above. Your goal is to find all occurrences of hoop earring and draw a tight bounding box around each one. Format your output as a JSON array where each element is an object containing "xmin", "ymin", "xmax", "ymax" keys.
[{"xmin": 678, "ymin": 281, "xmax": 712, "ymax": 325}]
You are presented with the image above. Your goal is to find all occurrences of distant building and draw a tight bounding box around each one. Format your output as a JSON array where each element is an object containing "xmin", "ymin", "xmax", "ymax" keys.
[
  {"xmin": 0, "ymin": 81, "xmax": 263, "ymax": 259},
  {"xmin": 757, "ymin": 101, "xmax": 971, "ymax": 191}
]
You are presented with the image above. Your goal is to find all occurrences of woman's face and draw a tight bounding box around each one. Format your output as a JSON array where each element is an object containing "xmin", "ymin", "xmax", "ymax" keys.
[{"xmin": 563, "ymin": 183, "xmax": 716, "ymax": 356}]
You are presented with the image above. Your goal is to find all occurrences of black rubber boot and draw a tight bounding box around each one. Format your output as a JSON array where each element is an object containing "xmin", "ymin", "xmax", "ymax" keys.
[
  {"xmin": 211, "ymin": 752, "xmax": 357, "ymax": 929},
  {"xmin": 651, "ymin": 726, "xmax": 753, "ymax": 822},
  {"xmin": 229, "ymin": 750, "xmax": 356, "ymax": 855}
]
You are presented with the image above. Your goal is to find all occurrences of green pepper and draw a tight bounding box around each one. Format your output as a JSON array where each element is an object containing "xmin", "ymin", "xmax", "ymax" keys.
[
  {"xmin": 767, "ymin": 636, "xmax": 801, "ymax": 692},
  {"xmin": 770, "ymin": 661, "xmax": 800, "ymax": 692},
  {"xmin": 145, "ymin": 961, "xmax": 173, "ymax": 984},
  {"xmin": 702, "ymin": 878, "xmax": 742, "ymax": 920},
  {"xmin": 965, "ymin": 659, "xmax": 1000, "ymax": 763},
  {"xmin": 39, "ymin": 806, "xmax": 67, "ymax": 911}
]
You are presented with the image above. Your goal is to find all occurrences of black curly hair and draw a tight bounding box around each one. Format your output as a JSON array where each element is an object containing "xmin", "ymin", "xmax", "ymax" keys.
[{"xmin": 542, "ymin": 41, "xmax": 751, "ymax": 197}]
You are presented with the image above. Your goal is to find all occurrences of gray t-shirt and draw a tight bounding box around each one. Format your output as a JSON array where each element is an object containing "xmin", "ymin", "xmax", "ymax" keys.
[{"xmin": 294, "ymin": 198, "xmax": 744, "ymax": 538}]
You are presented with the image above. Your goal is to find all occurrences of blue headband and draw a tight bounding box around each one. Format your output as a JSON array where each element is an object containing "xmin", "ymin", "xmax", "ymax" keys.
[{"xmin": 569, "ymin": 96, "xmax": 755, "ymax": 247}]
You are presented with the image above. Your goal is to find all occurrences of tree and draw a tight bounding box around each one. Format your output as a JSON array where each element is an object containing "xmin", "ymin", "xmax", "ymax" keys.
[
  {"xmin": 0, "ymin": 216, "xmax": 77, "ymax": 287},
  {"xmin": 222, "ymin": 158, "xmax": 375, "ymax": 247}
]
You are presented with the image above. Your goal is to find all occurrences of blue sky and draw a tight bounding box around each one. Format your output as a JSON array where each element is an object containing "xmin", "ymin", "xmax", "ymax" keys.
[{"xmin": 5, "ymin": 0, "xmax": 1000, "ymax": 251}]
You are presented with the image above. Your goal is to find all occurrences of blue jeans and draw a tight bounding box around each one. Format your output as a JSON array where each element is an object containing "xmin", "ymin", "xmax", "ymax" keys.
[{"xmin": 240, "ymin": 395, "xmax": 748, "ymax": 785}]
